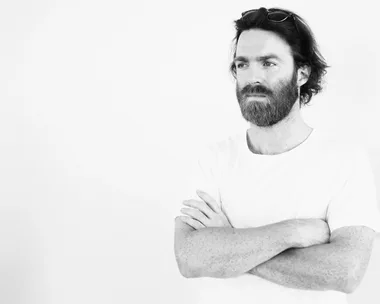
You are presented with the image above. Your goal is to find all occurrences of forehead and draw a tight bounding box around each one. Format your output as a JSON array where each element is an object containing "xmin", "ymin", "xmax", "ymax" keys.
[{"xmin": 236, "ymin": 29, "xmax": 293, "ymax": 61}]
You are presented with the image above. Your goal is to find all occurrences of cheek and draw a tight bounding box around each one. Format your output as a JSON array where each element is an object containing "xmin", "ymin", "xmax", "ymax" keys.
[
  {"xmin": 235, "ymin": 72, "xmax": 245, "ymax": 83},
  {"xmin": 236, "ymin": 78, "xmax": 245, "ymax": 90},
  {"xmin": 271, "ymin": 71, "xmax": 292, "ymax": 87},
  {"xmin": 236, "ymin": 73, "xmax": 254, "ymax": 89}
]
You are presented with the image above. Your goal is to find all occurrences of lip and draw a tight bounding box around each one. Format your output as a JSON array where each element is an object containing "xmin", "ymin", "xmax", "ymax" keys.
[{"xmin": 246, "ymin": 94, "xmax": 267, "ymax": 97}]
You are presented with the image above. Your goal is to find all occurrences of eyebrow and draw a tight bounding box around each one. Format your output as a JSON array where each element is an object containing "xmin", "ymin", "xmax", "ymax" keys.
[{"xmin": 233, "ymin": 54, "xmax": 282, "ymax": 63}]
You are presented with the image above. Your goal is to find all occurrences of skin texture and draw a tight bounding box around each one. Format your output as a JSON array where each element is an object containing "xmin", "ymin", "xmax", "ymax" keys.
[
  {"xmin": 248, "ymin": 226, "xmax": 376, "ymax": 293},
  {"xmin": 175, "ymin": 193, "xmax": 376, "ymax": 293},
  {"xmin": 175, "ymin": 216, "xmax": 301, "ymax": 279}
]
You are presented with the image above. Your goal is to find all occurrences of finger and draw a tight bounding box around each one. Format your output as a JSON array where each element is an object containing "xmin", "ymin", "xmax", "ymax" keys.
[
  {"xmin": 181, "ymin": 207, "xmax": 209, "ymax": 224},
  {"xmin": 183, "ymin": 199, "xmax": 214, "ymax": 219},
  {"xmin": 196, "ymin": 190, "xmax": 220, "ymax": 213},
  {"xmin": 179, "ymin": 216, "xmax": 205, "ymax": 230},
  {"xmin": 221, "ymin": 205, "xmax": 233, "ymax": 227}
]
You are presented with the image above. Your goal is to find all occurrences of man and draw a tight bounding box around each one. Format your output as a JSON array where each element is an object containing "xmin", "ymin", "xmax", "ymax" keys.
[{"xmin": 174, "ymin": 7, "xmax": 380, "ymax": 304}]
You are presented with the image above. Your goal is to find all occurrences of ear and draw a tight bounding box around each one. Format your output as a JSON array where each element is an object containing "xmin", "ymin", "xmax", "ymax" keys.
[{"xmin": 297, "ymin": 65, "xmax": 311, "ymax": 86}]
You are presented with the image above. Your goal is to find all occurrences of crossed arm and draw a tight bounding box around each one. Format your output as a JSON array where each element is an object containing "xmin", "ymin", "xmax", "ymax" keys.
[
  {"xmin": 247, "ymin": 225, "xmax": 376, "ymax": 293},
  {"xmin": 175, "ymin": 217, "xmax": 376, "ymax": 294}
]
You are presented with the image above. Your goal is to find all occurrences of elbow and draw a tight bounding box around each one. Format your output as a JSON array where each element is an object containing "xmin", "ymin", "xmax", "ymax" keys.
[
  {"xmin": 174, "ymin": 244, "xmax": 202, "ymax": 278},
  {"xmin": 175, "ymin": 257, "xmax": 203, "ymax": 278},
  {"xmin": 341, "ymin": 280, "xmax": 358, "ymax": 294},
  {"xmin": 177, "ymin": 264, "xmax": 196, "ymax": 278},
  {"xmin": 174, "ymin": 250, "xmax": 223, "ymax": 279},
  {"xmin": 342, "ymin": 275, "xmax": 361, "ymax": 294},
  {"xmin": 339, "ymin": 265, "xmax": 361, "ymax": 294},
  {"xmin": 175, "ymin": 254, "xmax": 227, "ymax": 278},
  {"xmin": 173, "ymin": 233, "xmax": 225, "ymax": 279},
  {"xmin": 175, "ymin": 255, "xmax": 200, "ymax": 278},
  {"xmin": 174, "ymin": 250, "xmax": 192, "ymax": 278}
]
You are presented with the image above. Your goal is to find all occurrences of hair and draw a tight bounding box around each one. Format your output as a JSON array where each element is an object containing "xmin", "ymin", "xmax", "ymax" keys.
[{"xmin": 230, "ymin": 7, "xmax": 329, "ymax": 106}]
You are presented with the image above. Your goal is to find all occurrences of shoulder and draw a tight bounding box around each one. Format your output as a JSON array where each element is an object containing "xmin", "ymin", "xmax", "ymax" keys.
[{"xmin": 314, "ymin": 129, "xmax": 370, "ymax": 166}]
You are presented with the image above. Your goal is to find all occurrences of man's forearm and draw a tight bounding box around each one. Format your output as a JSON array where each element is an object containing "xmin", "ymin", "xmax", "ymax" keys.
[
  {"xmin": 248, "ymin": 242, "xmax": 351, "ymax": 293},
  {"xmin": 178, "ymin": 220, "xmax": 299, "ymax": 279}
]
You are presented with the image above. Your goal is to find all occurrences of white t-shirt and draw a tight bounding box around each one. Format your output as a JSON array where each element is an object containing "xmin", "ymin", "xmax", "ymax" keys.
[{"xmin": 180, "ymin": 127, "xmax": 380, "ymax": 304}]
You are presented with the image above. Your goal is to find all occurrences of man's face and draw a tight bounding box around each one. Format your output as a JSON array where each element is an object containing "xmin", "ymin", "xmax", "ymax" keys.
[{"xmin": 234, "ymin": 29, "xmax": 300, "ymax": 127}]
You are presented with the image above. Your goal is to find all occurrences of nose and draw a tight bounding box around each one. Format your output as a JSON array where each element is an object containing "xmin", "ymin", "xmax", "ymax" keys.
[{"xmin": 246, "ymin": 64, "xmax": 265, "ymax": 83}]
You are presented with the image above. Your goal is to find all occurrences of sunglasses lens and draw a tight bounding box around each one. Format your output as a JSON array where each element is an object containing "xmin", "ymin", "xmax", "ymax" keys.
[
  {"xmin": 241, "ymin": 9, "xmax": 258, "ymax": 18},
  {"xmin": 267, "ymin": 11, "xmax": 289, "ymax": 22}
]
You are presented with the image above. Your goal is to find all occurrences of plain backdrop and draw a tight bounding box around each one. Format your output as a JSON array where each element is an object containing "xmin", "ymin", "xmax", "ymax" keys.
[{"xmin": 0, "ymin": 0, "xmax": 379, "ymax": 303}]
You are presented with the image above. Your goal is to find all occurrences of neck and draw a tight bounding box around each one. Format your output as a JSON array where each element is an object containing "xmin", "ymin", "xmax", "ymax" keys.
[{"xmin": 246, "ymin": 103, "xmax": 313, "ymax": 155}]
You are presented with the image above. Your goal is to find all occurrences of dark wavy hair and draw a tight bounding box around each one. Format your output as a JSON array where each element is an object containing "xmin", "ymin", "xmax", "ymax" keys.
[{"xmin": 230, "ymin": 7, "xmax": 329, "ymax": 106}]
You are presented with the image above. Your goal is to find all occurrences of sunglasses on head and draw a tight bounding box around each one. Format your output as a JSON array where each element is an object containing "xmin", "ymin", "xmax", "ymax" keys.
[{"xmin": 241, "ymin": 9, "xmax": 299, "ymax": 34}]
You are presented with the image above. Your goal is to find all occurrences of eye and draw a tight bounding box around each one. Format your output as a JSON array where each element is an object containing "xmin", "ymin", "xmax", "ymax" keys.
[
  {"xmin": 236, "ymin": 62, "xmax": 248, "ymax": 69},
  {"xmin": 263, "ymin": 61, "xmax": 276, "ymax": 67}
]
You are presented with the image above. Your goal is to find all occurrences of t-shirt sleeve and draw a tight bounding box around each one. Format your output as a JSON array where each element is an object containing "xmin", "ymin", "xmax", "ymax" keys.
[
  {"xmin": 176, "ymin": 145, "xmax": 222, "ymax": 217},
  {"xmin": 327, "ymin": 147, "xmax": 380, "ymax": 234}
]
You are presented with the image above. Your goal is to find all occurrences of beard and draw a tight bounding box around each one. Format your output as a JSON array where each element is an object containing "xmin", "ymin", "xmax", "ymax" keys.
[{"xmin": 236, "ymin": 70, "xmax": 299, "ymax": 127}]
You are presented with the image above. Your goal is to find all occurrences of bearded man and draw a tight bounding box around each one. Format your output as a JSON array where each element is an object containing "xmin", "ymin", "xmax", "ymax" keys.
[{"xmin": 174, "ymin": 7, "xmax": 380, "ymax": 304}]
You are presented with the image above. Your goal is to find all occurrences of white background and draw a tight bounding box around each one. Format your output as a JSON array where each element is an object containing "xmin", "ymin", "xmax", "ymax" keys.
[{"xmin": 0, "ymin": 0, "xmax": 379, "ymax": 303}]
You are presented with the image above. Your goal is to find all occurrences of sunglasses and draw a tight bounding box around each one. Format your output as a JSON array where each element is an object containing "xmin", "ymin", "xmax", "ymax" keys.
[{"xmin": 241, "ymin": 9, "xmax": 299, "ymax": 34}]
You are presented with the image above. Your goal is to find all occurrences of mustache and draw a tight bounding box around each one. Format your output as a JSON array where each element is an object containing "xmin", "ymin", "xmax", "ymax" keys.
[{"xmin": 240, "ymin": 84, "xmax": 272, "ymax": 95}]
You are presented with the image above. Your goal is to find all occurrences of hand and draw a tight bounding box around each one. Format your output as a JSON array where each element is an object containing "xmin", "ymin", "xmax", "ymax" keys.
[
  {"xmin": 179, "ymin": 190, "xmax": 233, "ymax": 230},
  {"xmin": 290, "ymin": 218, "xmax": 331, "ymax": 248}
]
